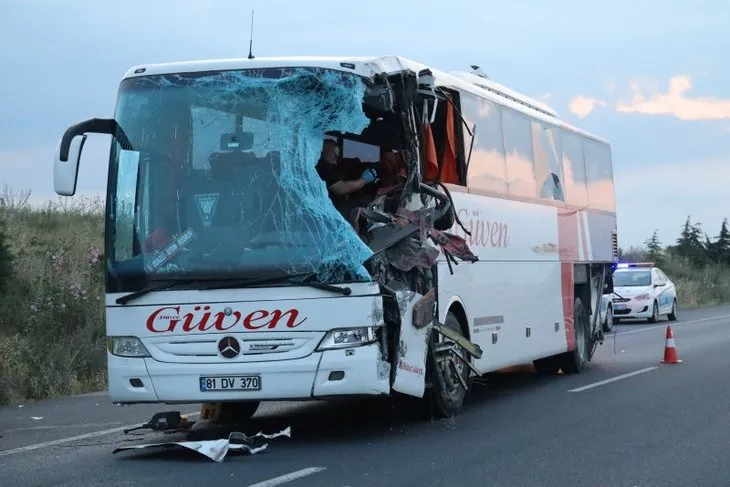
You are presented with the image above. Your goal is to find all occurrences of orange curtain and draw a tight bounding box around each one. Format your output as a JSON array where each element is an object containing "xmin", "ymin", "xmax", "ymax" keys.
[
  {"xmin": 421, "ymin": 123, "xmax": 439, "ymax": 181},
  {"xmin": 439, "ymin": 98, "xmax": 460, "ymax": 184}
]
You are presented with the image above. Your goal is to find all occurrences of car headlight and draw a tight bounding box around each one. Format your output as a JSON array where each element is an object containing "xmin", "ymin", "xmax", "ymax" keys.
[
  {"xmin": 316, "ymin": 327, "xmax": 379, "ymax": 351},
  {"xmin": 108, "ymin": 337, "xmax": 151, "ymax": 357},
  {"xmin": 634, "ymin": 293, "xmax": 651, "ymax": 300}
]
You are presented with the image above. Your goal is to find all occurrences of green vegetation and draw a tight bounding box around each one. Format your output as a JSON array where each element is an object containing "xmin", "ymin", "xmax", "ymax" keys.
[
  {"xmin": 620, "ymin": 216, "xmax": 730, "ymax": 308},
  {"xmin": 0, "ymin": 188, "xmax": 107, "ymax": 405},
  {"xmin": 0, "ymin": 187, "xmax": 728, "ymax": 405}
]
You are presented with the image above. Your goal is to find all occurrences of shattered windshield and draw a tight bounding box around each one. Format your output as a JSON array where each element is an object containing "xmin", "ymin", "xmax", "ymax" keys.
[{"xmin": 107, "ymin": 67, "xmax": 374, "ymax": 292}]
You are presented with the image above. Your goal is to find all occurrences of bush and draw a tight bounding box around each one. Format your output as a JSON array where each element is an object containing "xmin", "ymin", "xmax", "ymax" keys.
[
  {"xmin": 0, "ymin": 187, "xmax": 728, "ymax": 405},
  {"xmin": 0, "ymin": 188, "xmax": 107, "ymax": 405}
]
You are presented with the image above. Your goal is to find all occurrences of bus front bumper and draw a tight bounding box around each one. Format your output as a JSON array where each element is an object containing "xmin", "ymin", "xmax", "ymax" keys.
[{"xmin": 107, "ymin": 345, "xmax": 391, "ymax": 404}]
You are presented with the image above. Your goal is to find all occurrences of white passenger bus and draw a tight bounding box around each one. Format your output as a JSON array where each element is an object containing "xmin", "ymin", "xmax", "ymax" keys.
[{"xmin": 52, "ymin": 55, "xmax": 618, "ymax": 421}]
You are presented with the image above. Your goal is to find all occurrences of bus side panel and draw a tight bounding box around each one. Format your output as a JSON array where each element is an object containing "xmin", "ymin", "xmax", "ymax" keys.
[
  {"xmin": 438, "ymin": 191, "xmax": 569, "ymax": 373},
  {"xmin": 438, "ymin": 260, "xmax": 566, "ymax": 373}
]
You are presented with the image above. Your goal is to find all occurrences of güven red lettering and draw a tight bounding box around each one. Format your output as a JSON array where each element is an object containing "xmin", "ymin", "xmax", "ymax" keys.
[
  {"xmin": 243, "ymin": 310, "xmax": 271, "ymax": 330},
  {"xmin": 146, "ymin": 306, "xmax": 181, "ymax": 333},
  {"xmin": 145, "ymin": 306, "xmax": 306, "ymax": 333},
  {"xmin": 212, "ymin": 311, "xmax": 241, "ymax": 331},
  {"xmin": 455, "ymin": 208, "xmax": 509, "ymax": 248},
  {"xmin": 268, "ymin": 309, "xmax": 306, "ymax": 328}
]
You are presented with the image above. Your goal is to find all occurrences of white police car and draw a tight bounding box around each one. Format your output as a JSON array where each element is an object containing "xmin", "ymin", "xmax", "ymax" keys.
[{"xmin": 610, "ymin": 262, "xmax": 678, "ymax": 323}]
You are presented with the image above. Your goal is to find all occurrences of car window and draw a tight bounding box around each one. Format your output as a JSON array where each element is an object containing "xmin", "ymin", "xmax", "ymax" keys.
[{"xmin": 613, "ymin": 270, "xmax": 652, "ymax": 287}]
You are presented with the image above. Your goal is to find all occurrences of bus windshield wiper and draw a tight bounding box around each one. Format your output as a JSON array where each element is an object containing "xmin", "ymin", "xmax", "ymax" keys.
[
  {"xmin": 199, "ymin": 272, "xmax": 352, "ymax": 295},
  {"xmin": 116, "ymin": 279, "xmax": 195, "ymax": 305},
  {"xmin": 116, "ymin": 272, "xmax": 352, "ymax": 306}
]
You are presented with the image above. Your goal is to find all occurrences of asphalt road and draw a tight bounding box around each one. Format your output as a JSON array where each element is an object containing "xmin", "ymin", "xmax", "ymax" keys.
[{"xmin": 2, "ymin": 304, "xmax": 730, "ymax": 487}]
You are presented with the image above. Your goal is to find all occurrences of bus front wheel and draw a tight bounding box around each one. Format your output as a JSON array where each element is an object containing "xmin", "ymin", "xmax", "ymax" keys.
[{"xmin": 426, "ymin": 310, "xmax": 471, "ymax": 418}]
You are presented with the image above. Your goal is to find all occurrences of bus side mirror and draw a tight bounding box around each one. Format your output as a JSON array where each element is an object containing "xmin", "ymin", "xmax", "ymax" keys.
[
  {"xmin": 52, "ymin": 117, "xmax": 120, "ymax": 197},
  {"xmin": 54, "ymin": 134, "xmax": 86, "ymax": 196}
]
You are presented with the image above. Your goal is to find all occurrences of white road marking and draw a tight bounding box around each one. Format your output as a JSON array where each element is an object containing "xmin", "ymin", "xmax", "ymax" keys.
[
  {"xmin": 0, "ymin": 411, "xmax": 200, "ymax": 457},
  {"xmin": 568, "ymin": 367, "xmax": 658, "ymax": 392},
  {"xmin": 247, "ymin": 467, "xmax": 327, "ymax": 487},
  {"xmin": 605, "ymin": 314, "xmax": 730, "ymax": 338}
]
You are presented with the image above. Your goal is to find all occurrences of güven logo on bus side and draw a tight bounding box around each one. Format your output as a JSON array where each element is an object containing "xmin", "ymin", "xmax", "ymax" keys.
[{"xmin": 146, "ymin": 305, "xmax": 307, "ymax": 333}]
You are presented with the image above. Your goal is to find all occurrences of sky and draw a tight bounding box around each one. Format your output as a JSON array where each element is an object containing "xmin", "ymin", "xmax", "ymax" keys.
[{"xmin": 1, "ymin": 0, "xmax": 728, "ymax": 248}]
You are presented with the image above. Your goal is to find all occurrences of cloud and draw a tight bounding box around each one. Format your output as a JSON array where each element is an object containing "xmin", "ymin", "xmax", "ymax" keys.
[
  {"xmin": 615, "ymin": 75, "xmax": 730, "ymax": 121},
  {"xmin": 568, "ymin": 95, "xmax": 606, "ymax": 118}
]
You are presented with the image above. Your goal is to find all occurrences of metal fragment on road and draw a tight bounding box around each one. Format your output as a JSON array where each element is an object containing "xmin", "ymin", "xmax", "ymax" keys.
[{"xmin": 112, "ymin": 426, "xmax": 292, "ymax": 462}]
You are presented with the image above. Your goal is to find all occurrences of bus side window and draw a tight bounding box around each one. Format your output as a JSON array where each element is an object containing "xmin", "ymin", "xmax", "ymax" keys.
[{"xmin": 532, "ymin": 121, "xmax": 565, "ymax": 202}]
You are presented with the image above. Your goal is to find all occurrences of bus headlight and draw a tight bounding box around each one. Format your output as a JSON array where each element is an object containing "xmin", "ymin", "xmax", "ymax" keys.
[
  {"xmin": 316, "ymin": 327, "xmax": 379, "ymax": 351},
  {"xmin": 108, "ymin": 337, "xmax": 151, "ymax": 357}
]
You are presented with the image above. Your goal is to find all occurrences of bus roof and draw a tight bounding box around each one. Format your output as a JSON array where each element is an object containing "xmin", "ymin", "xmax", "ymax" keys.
[{"xmin": 122, "ymin": 54, "xmax": 609, "ymax": 145}]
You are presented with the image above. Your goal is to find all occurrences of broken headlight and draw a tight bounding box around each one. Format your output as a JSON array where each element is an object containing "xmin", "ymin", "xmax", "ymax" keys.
[
  {"xmin": 108, "ymin": 336, "xmax": 151, "ymax": 357},
  {"xmin": 316, "ymin": 326, "xmax": 379, "ymax": 351}
]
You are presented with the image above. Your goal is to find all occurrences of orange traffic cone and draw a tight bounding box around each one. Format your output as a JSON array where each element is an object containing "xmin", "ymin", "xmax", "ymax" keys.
[{"xmin": 661, "ymin": 325, "xmax": 682, "ymax": 364}]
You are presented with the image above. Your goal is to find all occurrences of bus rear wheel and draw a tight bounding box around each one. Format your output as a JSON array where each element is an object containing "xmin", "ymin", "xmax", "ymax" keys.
[
  {"xmin": 533, "ymin": 297, "xmax": 591, "ymax": 375},
  {"xmin": 426, "ymin": 310, "xmax": 471, "ymax": 418}
]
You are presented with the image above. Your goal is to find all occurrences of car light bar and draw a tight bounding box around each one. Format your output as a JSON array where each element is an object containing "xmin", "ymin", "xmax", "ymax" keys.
[{"xmin": 616, "ymin": 262, "xmax": 655, "ymax": 268}]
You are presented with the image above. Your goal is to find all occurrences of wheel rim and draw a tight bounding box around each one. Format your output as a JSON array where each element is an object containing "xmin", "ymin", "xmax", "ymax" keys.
[
  {"xmin": 653, "ymin": 303, "xmax": 658, "ymax": 320},
  {"xmin": 435, "ymin": 333, "xmax": 467, "ymax": 396},
  {"xmin": 606, "ymin": 308, "xmax": 613, "ymax": 329}
]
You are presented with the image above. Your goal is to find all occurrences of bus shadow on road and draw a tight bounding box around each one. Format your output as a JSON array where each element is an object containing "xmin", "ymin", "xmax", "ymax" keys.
[
  {"xmin": 222, "ymin": 364, "xmax": 568, "ymax": 444},
  {"xmin": 114, "ymin": 365, "xmax": 588, "ymax": 461}
]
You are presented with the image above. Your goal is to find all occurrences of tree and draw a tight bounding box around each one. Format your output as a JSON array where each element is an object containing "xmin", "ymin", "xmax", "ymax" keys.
[
  {"xmin": 644, "ymin": 229, "xmax": 664, "ymax": 265},
  {"xmin": 673, "ymin": 215, "xmax": 710, "ymax": 267},
  {"xmin": 711, "ymin": 217, "xmax": 730, "ymax": 265}
]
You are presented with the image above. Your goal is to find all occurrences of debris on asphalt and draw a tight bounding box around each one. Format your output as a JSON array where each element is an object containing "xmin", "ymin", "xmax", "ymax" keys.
[{"xmin": 112, "ymin": 426, "xmax": 291, "ymax": 462}]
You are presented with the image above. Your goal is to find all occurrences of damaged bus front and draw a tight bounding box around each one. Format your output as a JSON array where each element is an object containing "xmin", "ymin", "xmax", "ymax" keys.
[{"xmin": 52, "ymin": 60, "xmax": 480, "ymax": 421}]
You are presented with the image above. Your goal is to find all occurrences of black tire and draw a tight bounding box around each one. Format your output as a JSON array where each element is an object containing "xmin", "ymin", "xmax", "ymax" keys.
[
  {"xmin": 648, "ymin": 301, "xmax": 659, "ymax": 323},
  {"xmin": 533, "ymin": 297, "xmax": 591, "ymax": 375},
  {"xmin": 533, "ymin": 354, "xmax": 560, "ymax": 375},
  {"xmin": 218, "ymin": 401, "xmax": 260, "ymax": 424},
  {"xmin": 426, "ymin": 311, "xmax": 471, "ymax": 418},
  {"xmin": 559, "ymin": 297, "xmax": 591, "ymax": 374},
  {"xmin": 668, "ymin": 299, "xmax": 678, "ymax": 321},
  {"xmin": 602, "ymin": 305, "xmax": 613, "ymax": 333}
]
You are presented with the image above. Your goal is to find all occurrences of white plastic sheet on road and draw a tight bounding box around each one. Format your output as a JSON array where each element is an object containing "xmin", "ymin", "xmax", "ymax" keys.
[{"xmin": 112, "ymin": 426, "xmax": 291, "ymax": 462}]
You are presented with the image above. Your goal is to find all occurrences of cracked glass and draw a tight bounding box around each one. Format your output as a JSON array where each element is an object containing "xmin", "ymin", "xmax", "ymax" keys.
[{"xmin": 106, "ymin": 67, "xmax": 375, "ymax": 291}]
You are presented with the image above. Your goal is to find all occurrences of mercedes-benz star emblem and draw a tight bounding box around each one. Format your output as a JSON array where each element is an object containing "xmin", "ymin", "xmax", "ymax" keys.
[{"xmin": 218, "ymin": 336, "xmax": 240, "ymax": 359}]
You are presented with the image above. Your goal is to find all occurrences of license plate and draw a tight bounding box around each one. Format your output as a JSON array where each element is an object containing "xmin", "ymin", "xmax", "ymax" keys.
[
  {"xmin": 614, "ymin": 303, "xmax": 627, "ymax": 310},
  {"xmin": 199, "ymin": 375, "xmax": 261, "ymax": 392}
]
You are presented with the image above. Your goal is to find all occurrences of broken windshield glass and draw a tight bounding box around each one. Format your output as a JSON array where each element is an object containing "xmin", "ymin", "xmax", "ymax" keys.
[{"xmin": 106, "ymin": 67, "xmax": 374, "ymax": 292}]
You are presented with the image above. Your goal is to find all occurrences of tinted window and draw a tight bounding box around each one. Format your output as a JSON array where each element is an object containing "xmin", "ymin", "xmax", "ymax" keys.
[
  {"xmin": 461, "ymin": 92, "xmax": 508, "ymax": 193},
  {"xmin": 531, "ymin": 121, "xmax": 565, "ymax": 202},
  {"xmin": 560, "ymin": 130, "xmax": 588, "ymax": 207},
  {"xmin": 502, "ymin": 108, "xmax": 537, "ymax": 198},
  {"xmin": 584, "ymin": 139, "xmax": 615, "ymax": 212}
]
